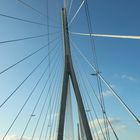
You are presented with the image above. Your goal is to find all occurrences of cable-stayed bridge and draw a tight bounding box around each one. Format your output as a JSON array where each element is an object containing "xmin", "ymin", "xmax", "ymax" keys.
[{"xmin": 0, "ymin": 0, "xmax": 140, "ymax": 140}]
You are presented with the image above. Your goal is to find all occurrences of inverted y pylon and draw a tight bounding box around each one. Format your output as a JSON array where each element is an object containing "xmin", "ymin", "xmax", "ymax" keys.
[{"xmin": 57, "ymin": 8, "xmax": 92, "ymax": 140}]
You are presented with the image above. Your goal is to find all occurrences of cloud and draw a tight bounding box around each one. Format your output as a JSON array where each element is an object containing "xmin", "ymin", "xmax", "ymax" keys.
[
  {"xmin": 121, "ymin": 74, "xmax": 136, "ymax": 81},
  {"xmin": 89, "ymin": 117, "xmax": 127, "ymax": 140},
  {"xmin": 115, "ymin": 124, "xmax": 127, "ymax": 130},
  {"xmin": 90, "ymin": 117, "xmax": 121, "ymax": 128},
  {"xmin": 136, "ymin": 137, "xmax": 140, "ymax": 140},
  {"xmin": 102, "ymin": 90, "xmax": 112, "ymax": 97},
  {"xmin": 89, "ymin": 118, "xmax": 127, "ymax": 140},
  {"xmin": 0, "ymin": 135, "xmax": 58, "ymax": 140},
  {"xmin": 96, "ymin": 124, "xmax": 127, "ymax": 140},
  {"xmin": 48, "ymin": 136, "xmax": 57, "ymax": 140},
  {"xmin": 102, "ymin": 85, "xmax": 115, "ymax": 97},
  {"xmin": 0, "ymin": 135, "xmax": 31, "ymax": 140},
  {"xmin": 113, "ymin": 73, "xmax": 137, "ymax": 82}
]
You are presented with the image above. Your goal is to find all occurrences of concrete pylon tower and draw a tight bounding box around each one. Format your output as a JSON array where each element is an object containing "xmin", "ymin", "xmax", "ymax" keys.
[{"xmin": 57, "ymin": 8, "xmax": 93, "ymax": 140}]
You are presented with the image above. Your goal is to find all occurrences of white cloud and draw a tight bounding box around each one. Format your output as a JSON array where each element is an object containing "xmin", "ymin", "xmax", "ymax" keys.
[
  {"xmin": 45, "ymin": 112, "xmax": 59, "ymax": 121},
  {"xmin": 89, "ymin": 117, "xmax": 121, "ymax": 128},
  {"xmin": 113, "ymin": 73, "xmax": 137, "ymax": 82},
  {"xmin": 89, "ymin": 117, "xmax": 127, "ymax": 140},
  {"xmin": 136, "ymin": 137, "xmax": 140, "ymax": 140},
  {"xmin": 48, "ymin": 136, "xmax": 57, "ymax": 140},
  {"xmin": 0, "ymin": 135, "xmax": 58, "ymax": 140},
  {"xmin": 121, "ymin": 74, "xmax": 136, "ymax": 81},
  {"xmin": 102, "ymin": 85, "xmax": 115, "ymax": 97},
  {"xmin": 96, "ymin": 124, "xmax": 127, "ymax": 140},
  {"xmin": 0, "ymin": 135, "xmax": 31, "ymax": 140},
  {"xmin": 102, "ymin": 90, "xmax": 112, "ymax": 97},
  {"xmin": 115, "ymin": 124, "xmax": 127, "ymax": 130}
]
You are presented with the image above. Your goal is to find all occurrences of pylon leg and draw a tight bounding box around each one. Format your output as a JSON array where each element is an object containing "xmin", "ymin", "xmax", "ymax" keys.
[
  {"xmin": 57, "ymin": 61, "xmax": 69, "ymax": 140},
  {"xmin": 57, "ymin": 7, "xmax": 92, "ymax": 140},
  {"xmin": 69, "ymin": 60, "xmax": 93, "ymax": 140}
]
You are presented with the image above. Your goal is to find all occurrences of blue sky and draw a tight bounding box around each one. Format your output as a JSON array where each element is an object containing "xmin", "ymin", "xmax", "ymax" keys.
[{"xmin": 0, "ymin": 0, "xmax": 140, "ymax": 140}]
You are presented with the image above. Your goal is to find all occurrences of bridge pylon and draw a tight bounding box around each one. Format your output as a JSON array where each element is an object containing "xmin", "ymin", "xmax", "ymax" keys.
[{"xmin": 57, "ymin": 8, "xmax": 93, "ymax": 140}]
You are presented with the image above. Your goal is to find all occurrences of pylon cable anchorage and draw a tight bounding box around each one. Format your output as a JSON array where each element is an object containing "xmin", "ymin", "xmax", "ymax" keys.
[
  {"xmin": 0, "ymin": 37, "xmax": 59, "ymax": 76},
  {"xmin": 0, "ymin": 39, "xmax": 59, "ymax": 109},
  {"xmin": 71, "ymin": 39, "xmax": 140, "ymax": 125},
  {"xmin": 20, "ymin": 48, "xmax": 61, "ymax": 140}
]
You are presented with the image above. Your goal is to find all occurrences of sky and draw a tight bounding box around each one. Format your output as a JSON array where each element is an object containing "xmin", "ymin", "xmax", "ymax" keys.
[{"xmin": 0, "ymin": 0, "xmax": 140, "ymax": 140}]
